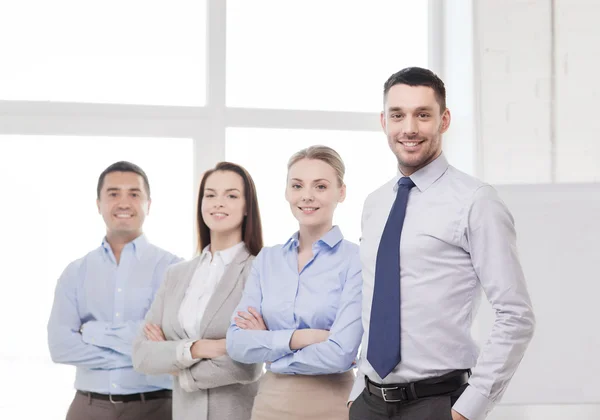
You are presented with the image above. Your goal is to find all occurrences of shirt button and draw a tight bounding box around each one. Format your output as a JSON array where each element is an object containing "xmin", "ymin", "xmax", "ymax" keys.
[
  {"xmin": 117, "ymin": 288, "xmax": 122, "ymax": 292},
  {"xmin": 115, "ymin": 313, "xmax": 120, "ymax": 317},
  {"xmin": 112, "ymin": 383, "xmax": 117, "ymax": 388}
]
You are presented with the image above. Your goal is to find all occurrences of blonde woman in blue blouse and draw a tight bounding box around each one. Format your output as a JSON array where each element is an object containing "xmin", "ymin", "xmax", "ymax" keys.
[{"xmin": 226, "ymin": 145, "xmax": 363, "ymax": 420}]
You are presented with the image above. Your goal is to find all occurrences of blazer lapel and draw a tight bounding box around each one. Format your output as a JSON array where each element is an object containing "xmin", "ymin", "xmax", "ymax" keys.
[{"xmin": 197, "ymin": 247, "xmax": 251, "ymax": 338}]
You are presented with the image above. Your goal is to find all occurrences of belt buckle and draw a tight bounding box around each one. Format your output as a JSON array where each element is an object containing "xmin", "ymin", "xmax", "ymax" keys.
[
  {"xmin": 109, "ymin": 394, "xmax": 124, "ymax": 404},
  {"xmin": 381, "ymin": 386, "xmax": 408, "ymax": 402}
]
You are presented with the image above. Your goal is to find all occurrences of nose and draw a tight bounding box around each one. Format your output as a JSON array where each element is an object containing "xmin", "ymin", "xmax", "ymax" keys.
[
  {"xmin": 301, "ymin": 193, "xmax": 314, "ymax": 202},
  {"xmin": 116, "ymin": 196, "xmax": 131, "ymax": 208},
  {"xmin": 402, "ymin": 116, "xmax": 418, "ymax": 137}
]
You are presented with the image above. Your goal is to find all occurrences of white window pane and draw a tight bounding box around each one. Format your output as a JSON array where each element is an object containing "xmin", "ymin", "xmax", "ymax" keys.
[
  {"xmin": 0, "ymin": 135, "xmax": 193, "ymax": 419},
  {"xmin": 227, "ymin": 1, "xmax": 429, "ymax": 112},
  {"xmin": 0, "ymin": 1, "xmax": 206, "ymax": 105},
  {"xmin": 226, "ymin": 128, "xmax": 397, "ymax": 245}
]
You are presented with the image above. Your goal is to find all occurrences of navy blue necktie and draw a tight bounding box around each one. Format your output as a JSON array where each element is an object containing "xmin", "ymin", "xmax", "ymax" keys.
[{"xmin": 367, "ymin": 176, "xmax": 415, "ymax": 379}]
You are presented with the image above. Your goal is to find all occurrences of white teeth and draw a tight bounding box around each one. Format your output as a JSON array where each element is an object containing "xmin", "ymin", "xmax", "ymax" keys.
[
  {"xmin": 403, "ymin": 142, "xmax": 419, "ymax": 146},
  {"xmin": 213, "ymin": 213, "xmax": 227, "ymax": 217},
  {"xmin": 115, "ymin": 214, "xmax": 132, "ymax": 218},
  {"xmin": 302, "ymin": 207, "xmax": 317, "ymax": 211}
]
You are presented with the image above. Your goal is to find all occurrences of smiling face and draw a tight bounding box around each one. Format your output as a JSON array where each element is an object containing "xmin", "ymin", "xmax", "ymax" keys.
[
  {"xmin": 96, "ymin": 171, "xmax": 150, "ymax": 242},
  {"xmin": 381, "ymin": 83, "xmax": 451, "ymax": 175},
  {"xmin": 200, "ymin": 170, "xmax": 246, "ymax": 237},
  {"xmin": 285, "ymin": 158, "xmax": 346, "ymax": 230}
]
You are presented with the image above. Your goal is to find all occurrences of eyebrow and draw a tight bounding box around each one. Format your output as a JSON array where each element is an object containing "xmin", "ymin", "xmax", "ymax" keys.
[
  {"xmin": 105, "ymin": 187, "xmax": 142, "ymax": 192},
  {"xmin": 387, "ymin": 106, "xmax": 434, "ymax": 113},
  {"xmin": 290, "ymin": 178, "xmax": 331, "ymax": 183},
  {"xmin": 205, "ymin": 188, "xmax": 242, "ymax": 193}
]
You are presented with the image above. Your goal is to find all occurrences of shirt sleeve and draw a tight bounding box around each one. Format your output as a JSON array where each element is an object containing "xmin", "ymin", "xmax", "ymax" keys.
[
  {"xmin": 453, "ymin": 185, "xmax": 536, "ymax": 420},
  {"xmin": 47, "ymin": 263, "xmax": 132, "ymax": 369},
  {"xmin": 80, "ymin": 320, "xmax": 142, "ymax": 356},
  {"xmin": 226, "ymin": 250, "xmax": 296, "ymax": 364},
  {"xmin": 269, "ymin": 253, "xmax": 363, "ymax": 375}
]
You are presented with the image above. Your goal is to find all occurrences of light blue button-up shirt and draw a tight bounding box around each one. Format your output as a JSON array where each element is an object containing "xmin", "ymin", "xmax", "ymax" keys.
[
  {"xmin": 47, "ymin": 234, "xmax": 182, "ymax": 394},
  {"xmin": 226, "ymin": 226, "xmax": 363, "ymax": 375}
]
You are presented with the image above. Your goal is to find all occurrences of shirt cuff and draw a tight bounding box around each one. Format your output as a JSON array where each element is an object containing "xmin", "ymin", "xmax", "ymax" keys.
[
  {"xmin": 178, "ymin": 368, "xmax": 196, "ymax": 392},
  {"xmin": 268, "ymin": 354, "xmax": 293, "ymax": 374},
  {"xmin": 270, "ymin": 329, "xmax": 295, "ymax": 359},
  {"xmin": 80, "ymin": 321, "xmax": 105, "ymax": 345},
  {"xmin": 452, "ymin": 385, "xmax": 495, "ymax": 420},
  {"xmin": 175, "ymin": 340, "xmax": 201, "ymax": 369}
]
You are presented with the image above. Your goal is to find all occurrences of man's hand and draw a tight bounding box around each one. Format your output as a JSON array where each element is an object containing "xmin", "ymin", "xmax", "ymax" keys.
[
  {"xmin": 144, "ymin": 324, "xmax": 166, "ymax": 342},
  {"xmin": 235, "ymin": 307, "xmax": 267, "ymax": 330},
  {"xmin": 451, "ymin": 409, "xmax": 468, "ymax": 420}
]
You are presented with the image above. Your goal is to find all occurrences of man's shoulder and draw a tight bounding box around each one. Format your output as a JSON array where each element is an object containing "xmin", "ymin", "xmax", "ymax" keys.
[
  {"xmin": 58, "ymin": 247, "xmax": 102, "ymax": 280},
  {"xmin": 143, "ymin": 242, "xmax": 183, "ymax": 264},
  {"xmin": 446, "ymin": 165, "xmax": 487, "ymax": 190},
  {"xmin": 444, "ymin": 165, "xmax": 497, "ymax": 204},
  {"xmin": 364, "ymin": 176, "xmax": 398, "ymax": 207}
]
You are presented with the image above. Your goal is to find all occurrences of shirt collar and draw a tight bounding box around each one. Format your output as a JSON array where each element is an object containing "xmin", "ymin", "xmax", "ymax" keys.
[
  {"xmin": 283, "ymin": 225, "xmax": 344, "ymax": 251},
  {"xmin": 394, "ymin": 152, "xmax": 449, "ymax": 192},
  {"xmin": 201, "ymin": 241, "xmax": 245, "ymax": 266},
  {"xmin": 101, "ymin": 233, "xmax": 148, "ymax": 262}
]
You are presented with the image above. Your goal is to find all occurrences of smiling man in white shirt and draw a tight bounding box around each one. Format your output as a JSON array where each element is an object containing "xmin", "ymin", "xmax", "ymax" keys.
[{"xmin": 348, "ymin": 67, "xmax": 535, "ymax": 420}]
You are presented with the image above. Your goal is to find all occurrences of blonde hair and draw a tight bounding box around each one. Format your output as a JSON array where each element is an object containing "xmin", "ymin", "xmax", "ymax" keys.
[{"xmin": 287, "ymin": 145, "xmax": 345, "ymax": 186}]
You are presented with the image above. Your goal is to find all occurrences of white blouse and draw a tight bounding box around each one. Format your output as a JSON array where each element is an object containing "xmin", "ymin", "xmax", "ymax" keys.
[{"xmin": 176, "ymin": 241, "xmax": 245, "ymax": 391}]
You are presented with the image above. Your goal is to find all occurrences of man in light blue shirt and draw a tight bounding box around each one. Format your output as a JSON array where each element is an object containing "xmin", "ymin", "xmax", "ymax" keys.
[{"xmin": 48, "ymin": 161, "xmax": 182, "ymax": 420}]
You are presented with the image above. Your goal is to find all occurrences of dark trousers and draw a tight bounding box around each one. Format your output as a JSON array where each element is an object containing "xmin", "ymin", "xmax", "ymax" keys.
[
  {"xmin": 66, "ymin": 391, "xmax": 172, "ymax": 420},
  {"xmin": 349, "ymin": 374, "xmax": 467, "ymax": 420}
]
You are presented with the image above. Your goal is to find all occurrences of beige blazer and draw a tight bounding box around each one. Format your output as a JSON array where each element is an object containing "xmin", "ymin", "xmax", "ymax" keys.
[{"xmin": 132, "ymin": 247, "xmax": 262, "ymax": 420}]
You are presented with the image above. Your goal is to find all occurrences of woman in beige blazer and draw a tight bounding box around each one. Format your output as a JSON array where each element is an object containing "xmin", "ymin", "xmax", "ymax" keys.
[{"xmin": 133, "ymin": 162, "xmax": 264, "ymax": 420}]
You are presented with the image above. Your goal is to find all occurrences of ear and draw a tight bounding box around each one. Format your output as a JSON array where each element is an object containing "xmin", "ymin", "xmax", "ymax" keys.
[
  {"xmin": 440, "ymin": 108, "xmax": 451, "ymax": 134},
  {"xmin": 380, "ymin": 111, "xmax": 387, "ymax": 134},
  {"xmin": 146, "ymin": 198, "xmax": 152, "ymax": 215},
  {"xmin": 338, "ymin": 184, "xmax": 347, "ymax": 203},
  {"xmin": 96, "ymin": 199, "xmax": 101, "ymax": 214}
]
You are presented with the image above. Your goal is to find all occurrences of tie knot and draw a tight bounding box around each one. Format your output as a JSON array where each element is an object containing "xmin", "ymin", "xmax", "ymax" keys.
[{"xmin": 398, "ymin": 177, "xmax": 415, "ymax": 189}]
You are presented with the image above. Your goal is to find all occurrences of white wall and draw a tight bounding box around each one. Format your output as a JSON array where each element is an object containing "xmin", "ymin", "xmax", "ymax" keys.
[
  {"xmin": 445, "ymin": 1, "xmax": 600, "ymax": 418},
  {"xmin": 472, "ymin": 0, "xmax": 600, "ymax": 185},
  {"xmin": 475, "ymin": 0, "xmax": 553, "ymax": 184},
  {"xmin": 554, "ymin": 0, "xmax": 600, "ymax": 182}
]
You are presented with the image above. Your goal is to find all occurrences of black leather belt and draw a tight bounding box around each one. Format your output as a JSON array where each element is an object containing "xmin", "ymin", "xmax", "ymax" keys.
[
  {"xmin": 77, "ymin": 389, "xmax": 172, "ymax": 404},
  {"xmin": 366, "ymin": 370, "xmax": 470, "ymax": 403}
]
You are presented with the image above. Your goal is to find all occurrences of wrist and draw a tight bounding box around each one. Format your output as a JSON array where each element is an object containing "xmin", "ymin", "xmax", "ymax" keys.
[{"xmin": 190, "ymin": 340, "xmax": 201, "ymax": 359}]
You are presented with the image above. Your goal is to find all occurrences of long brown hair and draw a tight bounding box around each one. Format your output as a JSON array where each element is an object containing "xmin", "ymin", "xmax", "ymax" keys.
[{"xmin": 196, "ymin": 162, "xmax": 263, "ymax": 256}]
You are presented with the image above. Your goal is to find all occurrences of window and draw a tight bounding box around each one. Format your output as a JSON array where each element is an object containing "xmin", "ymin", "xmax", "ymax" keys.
[
  {"xmin": 226, "ymin": 0, "xmax": 429, "ymax": 112},
  {"xmin": 0, "ymin": 1, "xmax": 207, "ymax": 105}
]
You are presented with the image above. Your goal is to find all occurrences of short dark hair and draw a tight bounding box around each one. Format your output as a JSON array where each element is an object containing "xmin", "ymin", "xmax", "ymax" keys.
[
  {"xmin": 197, "ymin": 162, "xmax": 264, "ymax": 256},
  {"xmin": 383, "ymin": 67, "xmax": 447, "ymax": 112},
  {"xmin": 97, "ymin": 161, "xmax": 151, "ymax": 199}
]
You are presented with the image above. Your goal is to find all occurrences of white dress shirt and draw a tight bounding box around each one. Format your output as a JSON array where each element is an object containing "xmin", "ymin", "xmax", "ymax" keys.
[
  {"xmin": 351, "ymin": 154, "xmax": 535, "ymax": 420},
  {"xmin": 176, "ymin": 241, "xmax": 245, "ymax": 391}
]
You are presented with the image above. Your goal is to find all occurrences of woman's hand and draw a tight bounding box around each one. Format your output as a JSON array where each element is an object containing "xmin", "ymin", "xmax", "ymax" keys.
[
  {"xmin": 191, "ymin": 339, "xmax": 227, "ymax": 359},
  {"xmin": 144, "ymin": 324, "xmax": 166, "ymax": 341},
  {"xmin": 290, "ymin": 329, "xmax": 330, "ymax": 350},
  {"xmin": 235, "ymin": 307, "xmax": 268, "ymax": 330}
]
